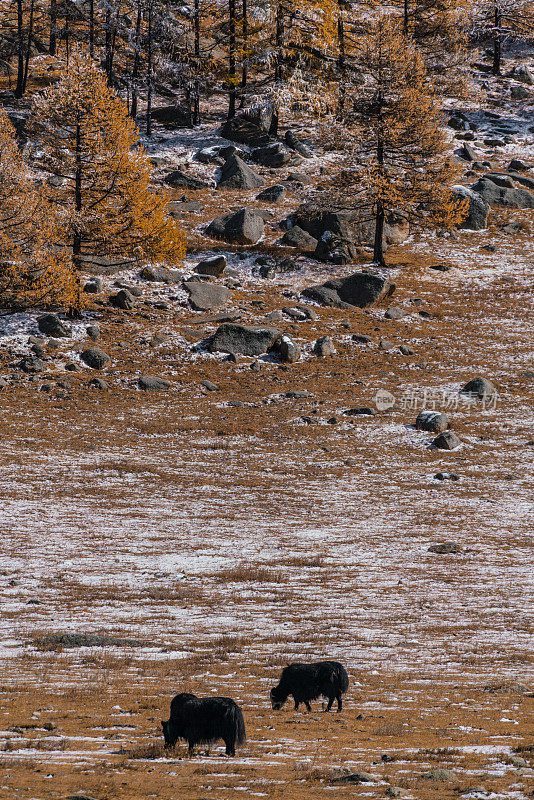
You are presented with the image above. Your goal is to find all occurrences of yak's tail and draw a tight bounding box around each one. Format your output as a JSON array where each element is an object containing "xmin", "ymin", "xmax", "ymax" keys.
[
  {"xmin": 337, "ymin": 664, "xmax": 349, "ymax": 693},
  {"xmin": 234, "ymin": 705, "xmax": 246, "ymax": 747}
]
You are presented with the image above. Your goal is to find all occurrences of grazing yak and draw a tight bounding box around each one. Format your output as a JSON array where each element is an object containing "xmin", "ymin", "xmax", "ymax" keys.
[
  {"xmin": 162, "ymin": 692, "xmax": 246, "ymax": 756},
  {"xmin": 270, "ymin": 661, "xmax": 349, "ymax": 712}
]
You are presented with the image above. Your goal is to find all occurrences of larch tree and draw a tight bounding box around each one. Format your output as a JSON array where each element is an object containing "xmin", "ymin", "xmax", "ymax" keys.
[
  {"xmin": 29, "ymin": 52, "xmax": 186, "ymax": 312},
  {"xmin": 323, "ymin": 18, "xmax": 467, "ymax": 266},
  {"xmin": 0, "ymin": 107, "xmax": 77, "ymax": 309},
  {"xmin": 473, "ymin": 0, "xmax": 534, "ymax": 75}
]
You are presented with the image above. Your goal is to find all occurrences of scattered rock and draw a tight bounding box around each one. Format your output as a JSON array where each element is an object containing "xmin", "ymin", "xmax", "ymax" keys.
[
  {"xmin": 252, "ymin": 142, "xmax": 291, "ymax": 167},
  {"xmin": 206, "ymin": 208, "xmax": 265, "ymax": 245},
  {"xmin": 285, "ymin": 130, "xmax": 313, "ymax": 158},
  {"xmin": 416, "ymin": 410, "xmax": 449, "ymax": 433},
  {"xmin": 18, "ymin": 355, "xmax": 46, "ymax": 373},
  {"xmin": 470, "ymin": 177, "xmax": 534, "ymax": 209},
  {"xmin": 147, "ymin": 105, "xmax": 192, "ymax": 128},
  {"xmin": 379, "ymin": 339, "xmax": 394, "ymax": 350},
  {"xmin": 164, "ymin": 169, "xmax": 210, "ymax": 190},
  {"xmin": 457, "ymin": 142, "xmax": 477, "ymax": 162},
  {"xmin": 399, "ymin": 345, "xmax": 414, "ymax": 355},
  {"xmin": 452, "ymin": 185, "xmax": 490, "ymax": 230},
  {"xmin": 220, "ymin": 102, "xmax": 276, "ymax": 145},
  {"xmin": 256, "ymin": 184, "xmax": 287, "ymax": 203},
  {"xmin": 201, "ymin": 379, "xmax": 218, "ymax": 391},
  {"xmin": 183, "ymin": 281, "xmax": 230, "ymax": 311},
  {"xmin": 421, "ymin": 768, "xmax": 456, "ymax": 781},
  {"xmin": 265, "ymin": 310, "xmax": 283, "ymax": 323},
  {"xmin": 194, "ymin": 255, "xmax": 227, "ymax": 277},
  {"xmin": 333, "ymin": 772, "xmax": 378, "ymax": 784},
  {"xmin": 281, "ymin": 226, "xmax": 318, "ymax": 252},
  {"xmin": 385, "ymin": 306, "xmax": 409, "ymax": 320},
  {"xmin": 218, "ymin": 154, "xmax": 266, "ymax": 190},
  {"xmin": 83, "ymin": 278, "xmax": 103, "ymax": 294},
  {"xmin": 343, "ymin": 407, "xmax": 376, "ymax": 416},
  {"xmin": 386, "ymin": 788, "xmax": 403, "ymax": 798},
  {"xmin": 352, "ymin": 334, "xmax": 372, "ymax": 344},
  {"xmin": 432, "ymin": 430, "xmax": 462, "ymax": 450},
  {"xmin": 37, "ymin": 314, "xmax": 70, "ymax": 338},
  {"xmin": 508, "ymin": 158, "xmax": 530, "ymax": 172},
  {"xmin": 303, "ymin": 272, "xmax": 395, "ymax": 309},
  {"xmin": 80, "ymin": 347, "xmax": 110, "ymax": 370},
  {"xmin": 313, "ymin": 336, "xmax": 336, "ymax": 357},
  {"xmin": 89, "ymin": 377, "xmax": 108, "ymax": 390},
  {"xmin": 140, "ymin": 266, "xmax": 183, "ymax": 283},
  {"xmin": 109, "ymin": 289, "xmax": 135, "ymax": 310},
  {"xmin": 208, "ymin": 324, "xmax": 281, "ymax": 356},
  {"xmin": 460, "ymin": 376, "xmax": 497, "ymax": 401},
  {"xmin": 167, "ymin": 199, "xmax": 203, "ymax": 216},
  {"xmin": 511, "ymin": 84, "xmax": 530, "ymax": 100},
  {"xmin": 276, "ymin": 335, "xmax": 301, "ymax": 363},
  {"xmin": 138, "ymin": 376, "xmax": 171, "ymax": 391},
  {"xmin": 512, "ymin": 65, "xmax": 534, "ymax": 85},
  {"xmin": 86, "ymin": 324, "xmax": 100, "ymax": 341},
  {"xmin": 285, "ymin": 390, "xmax": 309, "ymax": 399},
  {"xmin": 255, "ymin": 255, "xmax": 298, "ymax": 278},
  {"xmin": 434, "ymin": 472, "xmax": 459, "ymax": 481}
]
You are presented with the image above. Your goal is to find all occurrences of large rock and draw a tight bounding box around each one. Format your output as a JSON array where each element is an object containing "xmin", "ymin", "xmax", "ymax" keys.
[
  {"xmin": 256, "ymin": 184, "xmax": 287, "ymax": 203},
  {"xmin": 220, "ymin": 103, "xmax": 277, "ymax": 145},
  {"xmin": 140, "ymin": 266, "xmax": 183, "ymax": 283},
  {"xmin": 208, "ymin": 324, "xmax": 281, "ymax": 356},
  {"xmin": 512, "ymin": 65, "xmax": 534, "ymax": 85},
  {"xmin": 138, "ymin": 375, "xmax": 171, "ymax": 391},
  {"xmin": 275, "ymin": 334, "xmax": 301, "ymax": 363},
  {"xmin": 460, "ymin": 376, "xmax": 497, "ymax": 401},
  {"xmin": 251, "ymin": 142, "xmax": 291, "ymax": 167},
  {"xmin": 470, "ymin": 177, "xmax": 534, "ymax": 209},
  {"xmin": 37, "ymin": 313, "xmax": 70, "ymax": 338},
  {"xmin": 285, "ymin": 130, "xmax": 312, "ymax": 158},
  {"xmin": 303, "ymin": 272, "xmax": 395, "ymax": 309},
  {"xmin": 287, "ymin": 205, "xmax": 408, "ymax": 263},
  {"xmin": 281, "ymin": 225, "xmax": 318, "ymax": 252},
  {"xmin": 18, "ymin": 355, "xmax": 46, "ymax": 373},
  {"xmin": 217, "ymin": 154, "xmax": 265, "ymax": 190},
  {"xmin": 313, "ymin": 336, "xmax": 336, "ymax": 357},
  {"xmin": 432, "ymin": 430, "xmax": 462, "ymax": 450},
  {"xmin": 109, "ymin": 289, "xmax": 135, "ymax": 309},
  {"xmin": 183, "ymin": 281, "xmax": 230, "ymax": 311},
  {"xmin": 416, "ymin": 411, "xmax": 449, "ymax": 433},
  {"xmin": 206, "ymin": 208, "xmax": 264, "ymax": 245},
  {"xmin": 164, "ymin": 169, "xmax": 210, "ymax": 190},
  {"xmin": 194, "ymin": 255, "xmax": 227, "ymax": 277},
  {"xmin": 146, "ymin": 105, "xmax": 192, "ymax": 128},
  {"xmin": 80, "ymin": 347, "xmax": 110, "ymax": 370},
  {"xmin": 452, "ymin": 185, "xmax": 489, "ymax": 230}
]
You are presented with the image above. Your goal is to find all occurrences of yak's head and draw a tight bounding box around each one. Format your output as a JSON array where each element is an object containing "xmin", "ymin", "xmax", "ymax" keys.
[
  {"xmin": 270, "ymin": 685, "xmax": 287, "ymax": 710},
  {"xmin": 161, "ymin": 719, "xmax": 173, "ymax": 747}
]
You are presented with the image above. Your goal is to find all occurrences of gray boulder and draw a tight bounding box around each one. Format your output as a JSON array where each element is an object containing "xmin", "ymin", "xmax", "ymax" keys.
[
  {"xmin": 194, "ymin": 255, "xmax": 227, "ymax": 277},
  {"xmin": 256, "ymin": 184, "xmax": 287, "ymax": 203},
  {"xmin": 206, "ymin": 208, "xmax": 264, "ymax": 245},
  {"xmin": 208, "ymin": 324, "xmax": 281, "ymax": 356},
  {"xmin": 109, "ymin": 289, "xmax": 135, "ymax": 310},
  {"xmin": 80, "ymin": 347, "xmax": 110, "ymax": 370},
  {"xmin": 416, "ymin": 410, "xmax": 449, "ymax": 433},
  {"xmin": 220, "ymin": 102, "xmax": 276, "ymax": 145},
  {"xmin": 460, "ymin": 376, "xmax": 497, "ymax": 401},
  {"xmin": 164, "ymin": 169, "xmax": 210, "ymax": 190},
  {"xmin": 217, "ymin": 154, "xmax": 265, "ymax": 190},
  {"xmin": 183, "ymin": 281, "xmax": 230, "ymax": 311},
  {"xmin": 513, "ymin": 65, "xmax": 534, "ymax": 85},
  {"xmin": 281, "ymin": 225, "xmax": 318, "ymax": 252},
  {"xmin": 252, "ymin": 142, "xmax": 291, "ymax": 167},
  {"xmin": 452, "ymin": 185, "xmax": 489, "ymax": 230},
  {"xmin": 18, "ymin": 355, "xmax": 46, "ymax": 373},
  {"xmin": 303, "ymin": 272, "xmax": 395, "ymax": 309},
  {"xmin": 428, "ymin": 542, "xmax": 462, "ymax": 554},
  {"xmin": 456, "ymin": 143, "xmax": 477, "ymax": 162},
  {"xmin": 37, "ymin": 314, "xmax": 70, "ymax": 338},
  {"xmin": 276, "ymin": 335, "xmax": 301, "ymax": 363},
  {"xmin": 140, "ymin": 266, "xmax": 183, "ymax": 283},
  {"xmin": 285, "ymin": 130, "xmax": 313, "ymax": 158},
  {"xmin": 432, "ymin": 430, "xmax": 462, "ymax": 450},
  {"xmin": 86, "ymin": 323, "xmax": 100, "ymax": 341},
  {"xmin": 470, "ymin": 177, "xmax": 534, "ymax": 208},
  {"xmin": 138, "ymin": 375, "xmax": 171, "ymax": 391},
  {"xmin": 89, "ymin": 377, "xmax": 108, "ymax": 389},
  {"xmin": 385, "ymin": 306, "xmax": 409, "ymax": 320},
  {"xmin": 508, "ymin": 159, "xmax": 530, "ymax": 172},
  {"xmin": 83, "ymin": 278, "xmax": 103, "ymax": 294},
  {"xmin": 313, "ymin": 336, "xmax": 336, "ymax": 357},
  {"xmin": 484, "ymin": 173, "xmax": 515, "ymax": 188},
  {"xmin": 147, "ymin": 105, "xmax": 192, "ymax": 128}
]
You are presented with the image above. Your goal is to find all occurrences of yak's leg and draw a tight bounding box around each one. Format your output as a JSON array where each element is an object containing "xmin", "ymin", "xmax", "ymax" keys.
[
  {"xmin": 294, "ymin": 700, "xmax": 300, "ymax": 711},
  {"xmin": 225, "ymin": 738, "xmax": 236, "ymax": 756},
  {"xmin": 325, "ymin": 696, "xmax": 334, "ymax": 711},
  {"xmin": 305, "ymin": 701, "xmax": 312, "ymax": 712},
  {"xmin": 188, "ymin": 740, "xmax": 196, "ymax": 756},
  {"xmin": 337, "ymin": 695, "xmax": 343, "ymax": 712}
]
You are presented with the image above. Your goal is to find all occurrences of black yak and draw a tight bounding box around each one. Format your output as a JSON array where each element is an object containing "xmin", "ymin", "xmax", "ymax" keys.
[
  {"xmin": 161, "ymin": 692, "xmax": 246, "ymax": 756},
  {"xmin": 270, "ymin": 661, "xmax": 349, "ymax": 712}
]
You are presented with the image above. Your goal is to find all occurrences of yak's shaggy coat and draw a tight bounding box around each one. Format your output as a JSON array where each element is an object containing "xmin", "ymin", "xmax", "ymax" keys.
[
  {"xmin": 270, "ymin": 661, "xmax": 349, "ymax": 712},
  {"xmin": 162, "ymin": 692, "xmax": 246, "ymax": 755}
]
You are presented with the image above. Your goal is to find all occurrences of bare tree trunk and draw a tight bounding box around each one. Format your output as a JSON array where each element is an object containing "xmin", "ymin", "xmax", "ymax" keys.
[
  {"xmin": 71, "ymin": 120, "xmax": 83, "ymax": 316},
  {"xmin": 275, "ymin": 1, "xmax": 283, "ymax": 83},
  {"xmin": 193, "ymin": 0, "xmax": 200, "ymax": 125},
  {"xmin": 492, "ymin": 2, "xmax": 502, "ymax": 75},
  {"xmin": 240, "ymin": 0, "xmax": 248, "ymax": 105},
  {"xmin": 89, "ymin": 0, "xmax": 94, "ymax": 56},
  {"xmin": 403, "ymin": 0, "xmax": 409, "ymax": 35},
  {"xmin": 228, "ymin": 0, "xmax": 236, "ymax": 118},
  {"xmin": 337, "ymin": 0, "xmax": 346, "ymax": 113},
  {"xmin": 49, "ymin": 0, "xmax": 57, "ymax": 55},
  {"xmin": 15, "ymin": 0, "xmax": 24, "ymax": 98},
  {"xmin": 131, "ymin": 0, "xmax": 142, "ymax": 118},
  {"xmin": 146, "ymin": 0, "xmax": 153, "ymax": 136},
  {"xmin": 373, "ymin": 92, "xmax": 386, "ymax": 267},
  {"xmin": 22, "ymin": 0, "xmax": 35, "ymax": 93}
]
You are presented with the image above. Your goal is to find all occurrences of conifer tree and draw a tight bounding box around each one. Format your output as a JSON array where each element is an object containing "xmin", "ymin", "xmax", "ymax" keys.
[
  {"xmin": 474, "ymin": 0, "xmax": 534, "ymax": 75},
  {"xmin": 29, "ymin": 52, "xmax": 186, "ymax": 311},
  {"xmin": 0, "ymin": 107, "xmax": 77, "ymax": 309},
  {"xmin": 324, "ymin": 18, "xmax": 467, "ymax": 266}
]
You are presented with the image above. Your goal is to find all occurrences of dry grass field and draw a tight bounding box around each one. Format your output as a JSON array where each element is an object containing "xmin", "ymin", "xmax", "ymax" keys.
[{"xmin": 0, "ymin": 219, "xmax": 533, "ymax": 800}]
